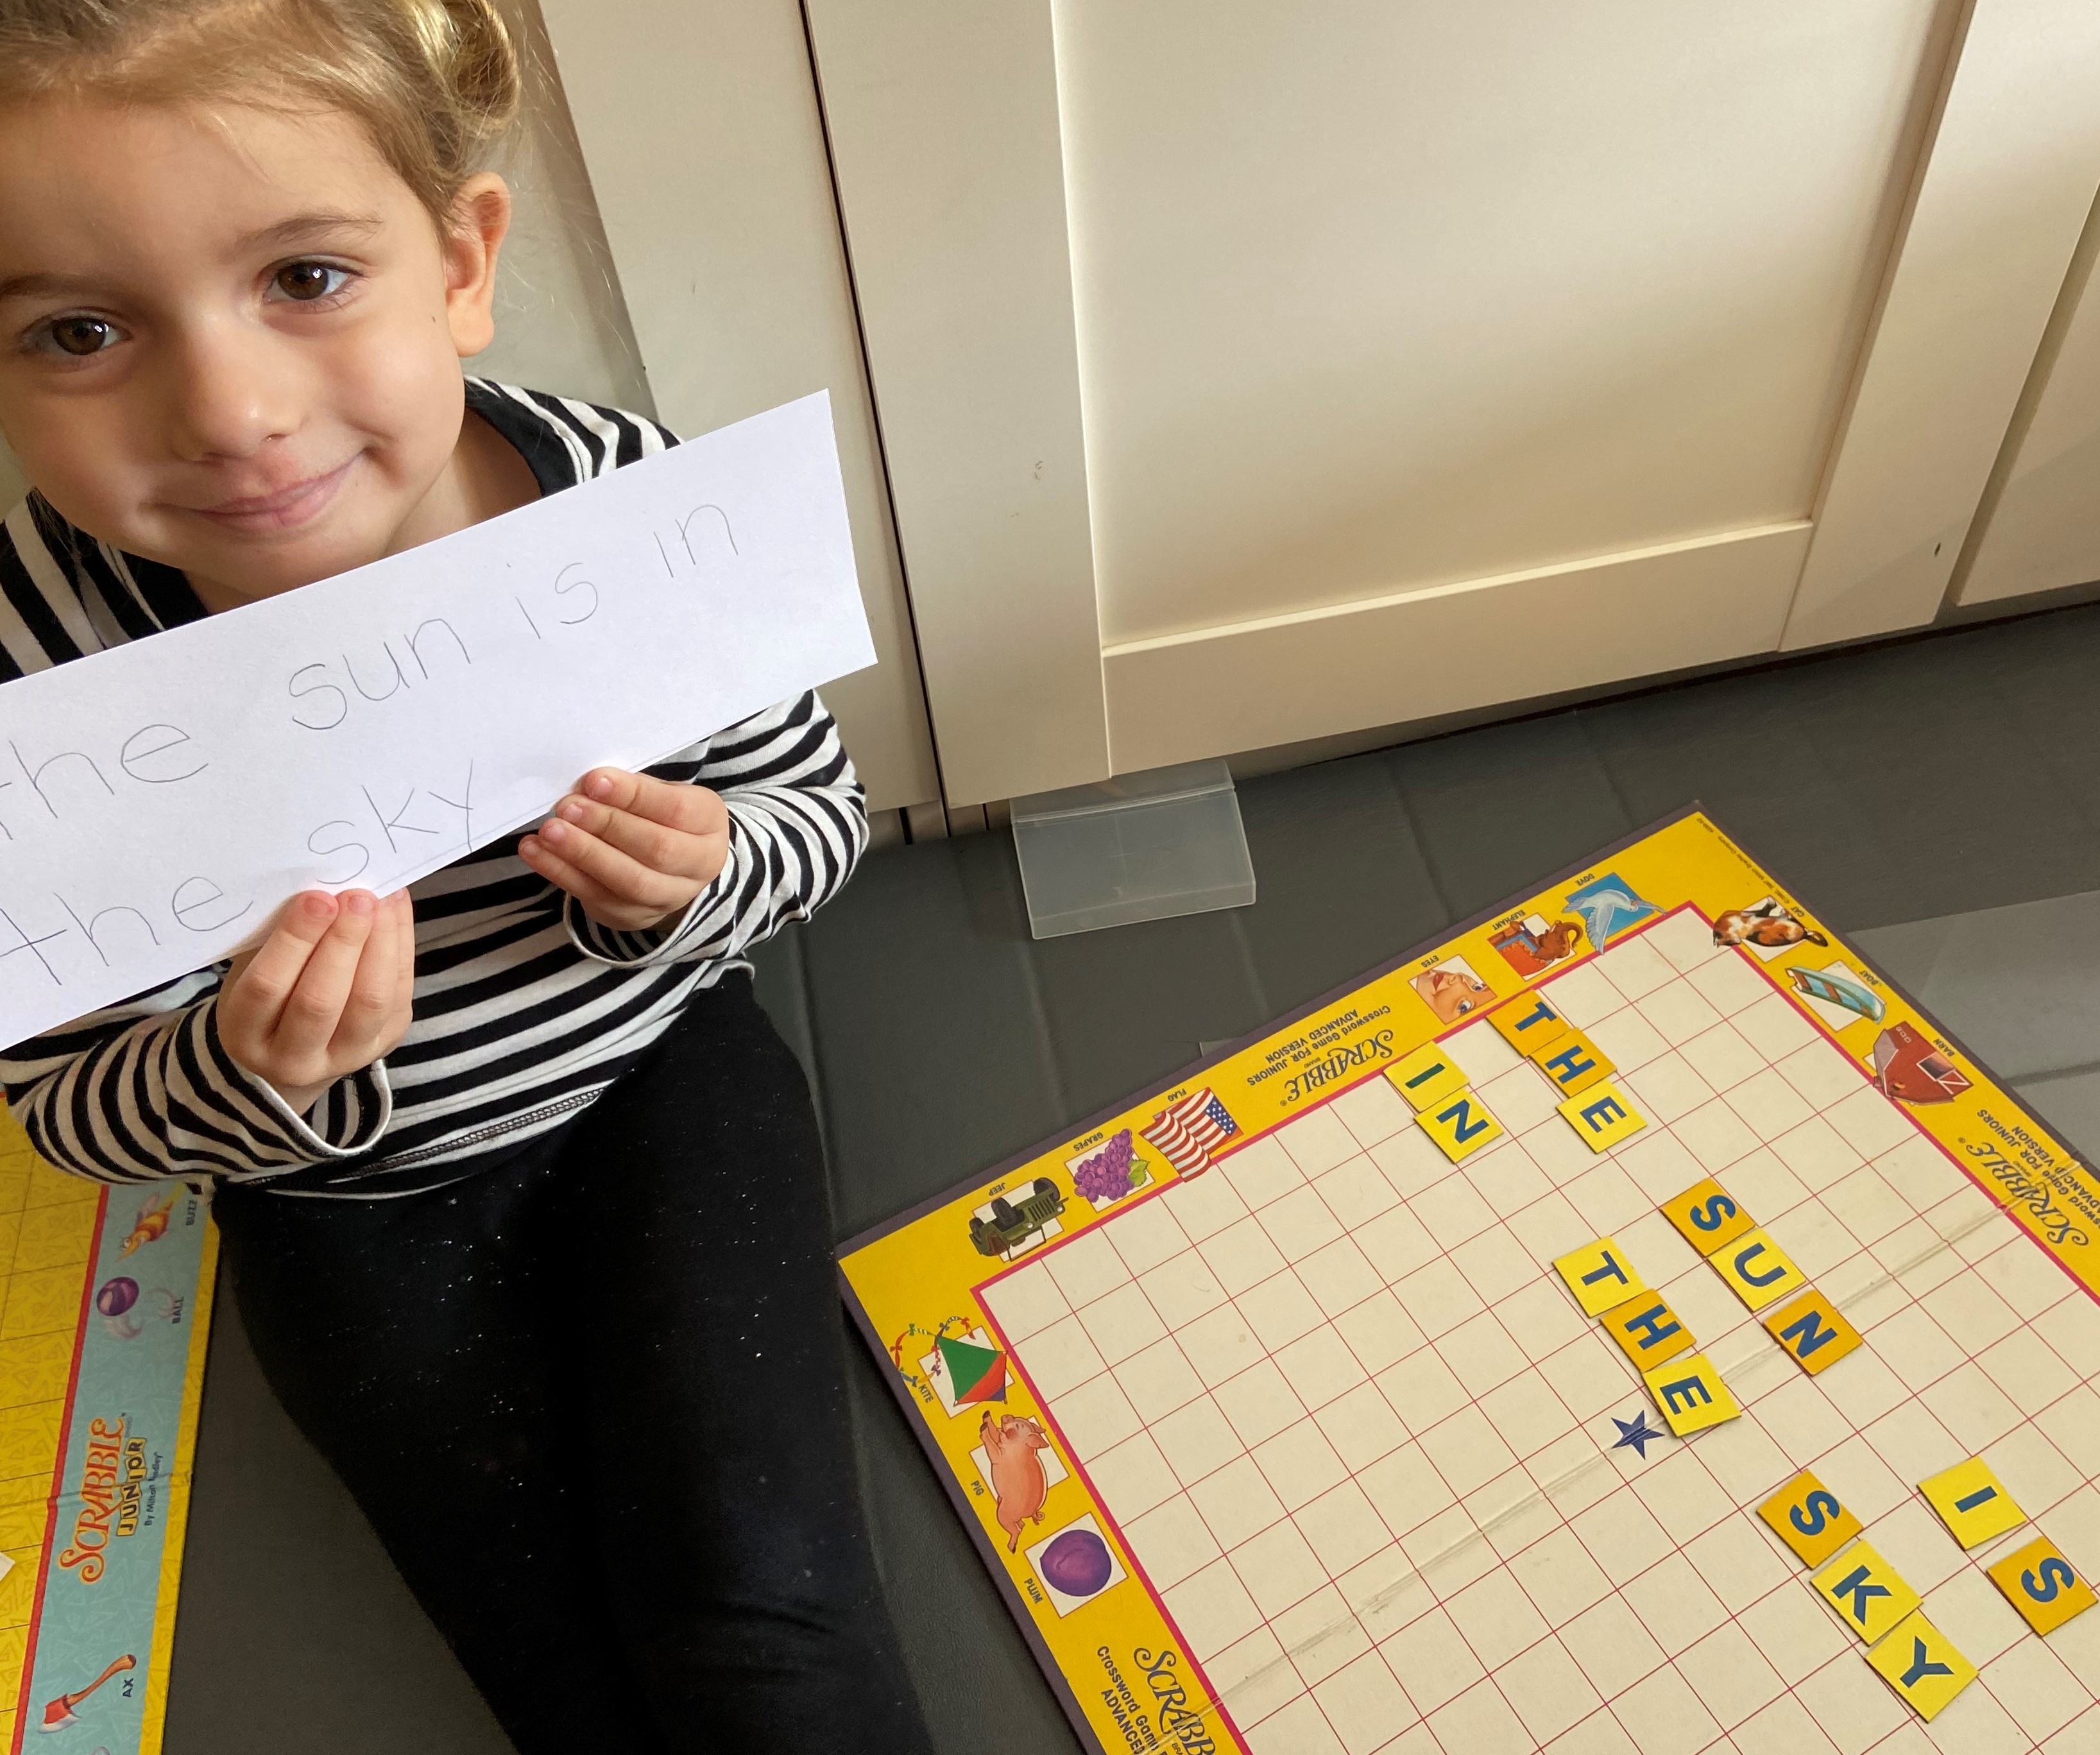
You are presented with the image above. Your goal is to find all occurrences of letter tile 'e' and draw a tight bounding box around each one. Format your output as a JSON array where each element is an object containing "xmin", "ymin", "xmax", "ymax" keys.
[
  {"xmin": 1528, "ymin": 1027, "xmax": 1616, "ymax": 1098},
  {"xmin": 1553, "ymin": 1238, "xmax": 1645, "ymax": 1317},
  {"xmin": 1557, "ymin": 1084, "xmax": 1646, "ymax": 1153},
  {"xmin": 1863, "ymin": 1610, "xmax": 1974, "ymax": 1722},
  {"xmin": 1985, "ymin": 1534, "xmax": 2097, "ymax": 1635},
  {"xmin": 1713, "ymin": 1228, "xmax": 1805, "ymax": 1312},
  {"xmin": 1385, "ymin": 1042, "xmax": 1469, "ymax": 1113},
  {"xmin": 1490, "ymin": 995, "xmax": 1569, "ymax": 1052},
  {"xmin": 1757, "ymin": 1471, "xmax": 1861, "ymax": 1569},
  {"xmin": 1811, "ymin": 1540, "xmax": 1920, "ymax": 1645},
  {"xmin": 1641, "ymin": 1353, "xmax": 1740, "ymax": 1436},
  {"xmin": 1599, "ymin": 1291, "xmax": 1695, "ymax": 1367},
  {"xmin": 1660, "ymin": 1178, "xmax": 1755, "ymax": 1256},
  {"xmin": 1917, "ymin": 1457, "xmax": 2026, "ymax": 1550},
  {"xmin": 1759, "ymin": 1288, "xmax": 1861, "ymax": 1376},
  {"xmin": 1413, "ymin": 1090, "xmax": 1503, "ymax": 1163}
]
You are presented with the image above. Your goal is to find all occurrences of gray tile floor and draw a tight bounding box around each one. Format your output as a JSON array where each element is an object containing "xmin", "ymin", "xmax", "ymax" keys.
[{"xmin": 162, "ymin": 603, "xmax": 2100, "ymax": 1754}]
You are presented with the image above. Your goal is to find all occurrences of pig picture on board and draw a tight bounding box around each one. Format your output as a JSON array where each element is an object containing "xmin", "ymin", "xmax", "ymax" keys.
[{"xmin": 979, "ymin": 1410, "xmax": 1052, "ymax": 1552}]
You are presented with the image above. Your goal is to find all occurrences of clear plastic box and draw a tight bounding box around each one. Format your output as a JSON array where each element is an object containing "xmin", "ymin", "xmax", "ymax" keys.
[{"xmin": 1008, "ymin": 758, "xmax": 1257, "ymax": 939}]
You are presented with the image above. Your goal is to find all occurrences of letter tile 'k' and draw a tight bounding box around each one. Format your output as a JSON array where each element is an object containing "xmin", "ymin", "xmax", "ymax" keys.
[
  {"xmin": 1812, "ymin": 1542, "xmax": 1918, "ymax": 1645},
  {"xmin": 1834, "ymin": 1566, "xmax": 1888, "ymax": 1623}
]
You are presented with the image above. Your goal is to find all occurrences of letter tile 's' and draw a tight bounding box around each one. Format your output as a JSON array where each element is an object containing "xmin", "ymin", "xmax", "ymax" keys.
[
  {"xmin": 1757, "ymin": 1471, "xmax": 1861, "ymax": 1569},
  {"xmin": 1985, "ymin": 1534, "xmax": 2096, "ymax": 1636},
  {"xmin": 1659, "ymin": 1178, "xmax": 1754, "ymax": 1256}
]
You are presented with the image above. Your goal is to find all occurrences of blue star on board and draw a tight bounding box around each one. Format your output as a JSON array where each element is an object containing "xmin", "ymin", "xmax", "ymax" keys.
[{"xmin": 1611, "ymin": 1408, "xmax": 1666, "ymax": 1459}]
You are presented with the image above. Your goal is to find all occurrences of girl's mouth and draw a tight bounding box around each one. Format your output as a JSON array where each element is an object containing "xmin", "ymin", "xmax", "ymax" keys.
[{"xmin": 188, "ymin": 456, "xmax": 357, "ymax": 533}]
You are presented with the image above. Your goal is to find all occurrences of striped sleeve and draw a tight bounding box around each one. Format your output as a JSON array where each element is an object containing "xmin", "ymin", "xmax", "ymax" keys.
[
  {"xmin": 0, "ymin": 979, "xmax": 393, "ymax": 1185},
  {"xmin": 563, "ymin": 689, "xmax": 867, "ymax": 970}
]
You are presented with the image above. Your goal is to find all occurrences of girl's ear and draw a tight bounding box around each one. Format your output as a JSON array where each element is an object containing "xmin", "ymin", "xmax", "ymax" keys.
[{"xmin": 441, "ymin": 172, "xmax": 513, "ymax": 359}]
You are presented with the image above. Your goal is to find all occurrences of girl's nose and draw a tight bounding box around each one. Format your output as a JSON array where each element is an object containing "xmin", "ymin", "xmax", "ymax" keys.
[{"xmin": 160, "ymin": 321, "xmax": 303, "ymax": 462}]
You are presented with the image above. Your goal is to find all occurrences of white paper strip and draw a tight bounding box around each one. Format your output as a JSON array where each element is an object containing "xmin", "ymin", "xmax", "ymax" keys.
[{"xmin": 0, "ymin": 390, "xmax": 873, "ymax": 1050}]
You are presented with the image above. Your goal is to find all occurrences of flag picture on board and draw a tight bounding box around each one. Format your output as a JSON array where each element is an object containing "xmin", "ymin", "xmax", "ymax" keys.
[{"xmin": 1140, "ymin": 1088, "xmax": 1238, "ymax": 1177}]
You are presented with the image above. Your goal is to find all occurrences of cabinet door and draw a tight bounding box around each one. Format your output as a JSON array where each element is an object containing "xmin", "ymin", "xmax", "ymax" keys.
[
  {"xmin": 537, "ymin": 0, "xmax": 941, "ymax": 814},
  {"xmin": 803, "ymin": 0, "xmax": 2100, "ymax": 803}
]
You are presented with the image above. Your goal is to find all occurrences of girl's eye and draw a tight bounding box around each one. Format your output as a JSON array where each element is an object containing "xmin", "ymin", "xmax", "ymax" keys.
[
  {"xmin": 42, "ymin": 315, "xmax": 121, "ymax": 357},
  {"xmin": 268, "ymin": 262, "xmax": 354, "ymax": 303}
]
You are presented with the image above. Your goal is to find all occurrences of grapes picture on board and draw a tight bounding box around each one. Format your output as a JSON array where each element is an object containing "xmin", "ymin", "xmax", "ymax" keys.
[{"xmin": 1063, "ymin": 1127, "xmax": 1152, "ymax": 1210}]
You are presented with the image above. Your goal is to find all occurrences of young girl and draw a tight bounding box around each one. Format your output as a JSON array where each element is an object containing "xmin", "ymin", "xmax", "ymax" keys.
[{"xmin": 0, "ymin": 3, "xmax": 931, "ymax": 1750}]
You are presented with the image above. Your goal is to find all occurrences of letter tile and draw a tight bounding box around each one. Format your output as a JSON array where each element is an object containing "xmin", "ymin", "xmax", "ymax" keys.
[
  {"xmin": 1985, "ymin": 1534, "xmax": 2096, "ymax": 1636},
  {"xmin": 1598, "ymin": 1292, "xmax": 1695, "ymax": 1367},
  {"xmin": 1490, "ymin": 997, "xmax": 1569, "ymax": 1052},
  {"xmin": 1863, "ymin": 1609, "xmax": 1974, "ymax": 1722},
  {"xmin": 1385, "ymin": 1043, "xmax": 1469, "ymax": 1113},
  {"xmin": 1712, "ymin": 1228, "xmax": 1804, "ymax": 1312},
  {"xmin": 1528, "ymin": 1027, "xmax": 1615, "ymax": 1097},
  {"xmin": 1916, "ymin": 1457, "xmax": 2025, "ymax": 1550},
  {"xmin": 1810, "ymin": 1540, "xmax": 1919, "ymax": 1645},
  {"xmin": 1759, "ymin": 1288, "xmax": 1861, "ymax": 1376},
  {"xmin": 1659, "ymin": 1179, "xmax": 1754, "ymax": 1257},
  {"xmin": 1757, "ymin": 1471, "xmax": 1861, "ymax": 1569},
  {"xmin": 1413, "ymin": 1090, "xmax": 1503, "ymax": 1163},
  {"xmin": 1552, "ymin": 1239, "xmax": 1645, "ymax": 1317},
  {"xmin": 1640, "ymin": 1353, "xmax": 1740, "ymax": 1436},
  {"xmin": 1557, "ymin": 1084, "xmax": 1646, "ymax": 1152}
]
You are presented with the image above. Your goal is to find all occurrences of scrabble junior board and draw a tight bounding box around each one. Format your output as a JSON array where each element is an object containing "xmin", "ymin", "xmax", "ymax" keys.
[
  {"xmin": 0, "ymin": 1111, "xmax": 215, "ymax": 1755},
  {"xmin": 839, "ymin": 807, "xmax": 2100, "ymax": 1755}
]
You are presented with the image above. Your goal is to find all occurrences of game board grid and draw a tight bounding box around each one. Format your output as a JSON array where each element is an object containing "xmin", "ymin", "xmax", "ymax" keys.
[{"xmin": 974, "ymin": 907, "xmax": 2091, "ymax": 1755}]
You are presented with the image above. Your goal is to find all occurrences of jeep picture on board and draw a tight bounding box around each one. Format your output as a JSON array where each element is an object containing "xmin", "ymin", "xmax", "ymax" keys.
[{"xmin": 968, "ymin": 1178, "xmax": 1066, "ymax": 1260}]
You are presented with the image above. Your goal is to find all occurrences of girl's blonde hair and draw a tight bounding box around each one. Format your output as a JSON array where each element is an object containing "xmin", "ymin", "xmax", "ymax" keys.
[{"xmin": 0, "ymin": 0, "xmax": 520, "ymax": 225}]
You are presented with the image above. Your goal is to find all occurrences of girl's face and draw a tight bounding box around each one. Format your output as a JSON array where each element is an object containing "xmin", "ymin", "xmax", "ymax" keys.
[{"xmin": 0, "ymin": 96, "xmax": 515, "ymax": 608}]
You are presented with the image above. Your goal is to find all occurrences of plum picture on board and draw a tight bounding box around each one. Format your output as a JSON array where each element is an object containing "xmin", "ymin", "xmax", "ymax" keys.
[
  {"xmin": 1039, "ymin": 1528, "xmax": 1111, "ymax": 1598},
  {"xmin": 1024, "ymin": 1513, "xmax": 1125, "ymax": 1615}
]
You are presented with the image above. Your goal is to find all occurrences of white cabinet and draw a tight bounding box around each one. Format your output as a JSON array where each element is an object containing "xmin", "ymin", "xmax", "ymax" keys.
[{"xmin": 549, "ymin": 0, "xmax": 2100, "ymax": 808}]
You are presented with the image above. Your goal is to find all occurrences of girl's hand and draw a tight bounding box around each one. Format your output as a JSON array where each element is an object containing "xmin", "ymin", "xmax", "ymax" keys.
[
  {"xmin": 220, "ymin": 889, "xmax": 417, "ymax": 1118},
  {"xmin": 520, "ymin": 768, "xmax": 730, "ymax": 932}
]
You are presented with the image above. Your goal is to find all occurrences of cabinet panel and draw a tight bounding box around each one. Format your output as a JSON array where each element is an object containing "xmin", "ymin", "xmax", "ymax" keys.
[
  {"xmin": 1105, "ymin": 524, "xmax": 1810, "ymax": 774},
  {"xmin": 540, "ymin": 0, "xmax": 941, "ymax": 811}
]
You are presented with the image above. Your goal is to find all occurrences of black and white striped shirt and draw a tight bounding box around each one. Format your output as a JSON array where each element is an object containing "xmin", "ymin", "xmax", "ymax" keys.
[{"xmin": 0, "ymin": 381, "xmax": 865, "ymax": 1198}]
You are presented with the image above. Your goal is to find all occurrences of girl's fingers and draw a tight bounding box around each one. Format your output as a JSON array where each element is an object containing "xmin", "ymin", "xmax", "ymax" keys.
[
  {"xmin": 332, "ymin": 893, "xmax": 401, "ymax": 1052},
  {"xmin": 523, "ymin": 822, "xmax": 692, "ymax": 914},
  {"xmin": 574, "ymin": 768, "xmax": 721, "ymax": 834},
  {"xmin": 392, "ymin": 889, "xmax": 418, "ymax": 1006},
  {"xmin": 273, "ymin": 892, "xmax": 377, "ymax": 1052},
  {"xmin": 226, "ymin": 891, "xmax": 339, "ymax": 1031},
  {"xmin": 516, "ymin": 837, "xmax": 648, "ymax": 925},
  {"xmin": 543, "ymin": 796, "xmax": 715, "ymax": 880}
]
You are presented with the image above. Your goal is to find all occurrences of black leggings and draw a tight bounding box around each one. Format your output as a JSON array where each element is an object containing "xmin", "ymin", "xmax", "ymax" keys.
[{"xmin": 213, "ymin": 976, "xmax": 930, "ymax": 1754}]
